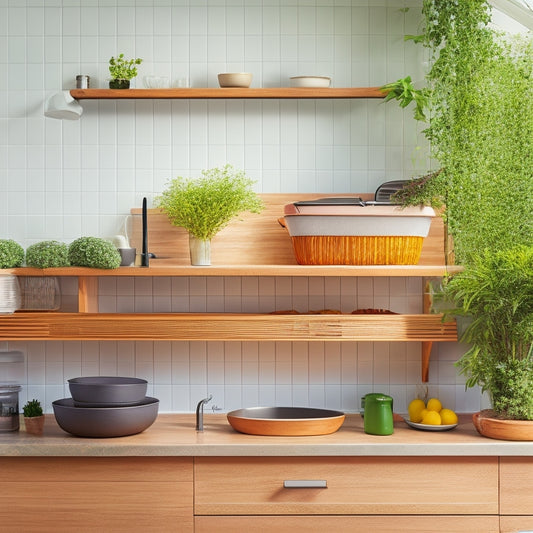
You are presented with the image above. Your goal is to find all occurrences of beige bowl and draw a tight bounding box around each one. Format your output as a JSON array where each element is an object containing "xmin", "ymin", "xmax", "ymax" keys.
[
  {"xmin": 290, "ymin": 76, "xmax": 331, "ymax": 88},
  {"xmin": 218, "ymin": 73, "xmax": 252, "ymax": 88}
]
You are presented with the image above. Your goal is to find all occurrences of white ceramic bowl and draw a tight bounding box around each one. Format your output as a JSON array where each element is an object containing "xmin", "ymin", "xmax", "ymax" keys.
[
  {"xmin": 289, "ymin": 76, "xmax": 331, "ymax": 88},
  {"xmin": 218, "ymin": 73, "xmax": 252, "ymax": 88},
  {"xmin": 143, "ymin": 76, "xmax": 170, "ymax": 88}
]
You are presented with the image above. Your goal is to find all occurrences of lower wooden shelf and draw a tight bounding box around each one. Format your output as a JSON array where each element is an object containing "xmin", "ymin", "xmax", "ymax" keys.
[{"xmin": 0, "ymin": 312, "xmax": 456, "ymax": 342}]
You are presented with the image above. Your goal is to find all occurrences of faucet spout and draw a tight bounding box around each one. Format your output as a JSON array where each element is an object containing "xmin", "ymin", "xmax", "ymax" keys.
[{"xmin": 196, "ymin": 394, "xmax": 212, "ymax": 432}]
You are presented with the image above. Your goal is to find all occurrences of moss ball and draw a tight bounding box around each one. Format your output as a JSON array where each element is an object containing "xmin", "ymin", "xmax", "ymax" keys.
[
  {"xmin": 68, "ymin": 237, "xmax": 121, "ymax": 269},
  {"xmin": 26, "ymin": 241, "xmax": 70, "ymax": 268},
  {"xmin": 0, "ymin": 239, "xmax": 25, "ymax": 268}
]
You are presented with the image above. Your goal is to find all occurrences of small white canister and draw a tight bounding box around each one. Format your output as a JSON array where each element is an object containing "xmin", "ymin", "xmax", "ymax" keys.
[{"xmin": 0, "ymin": 383, "xmax": 22, "ymax": 432}]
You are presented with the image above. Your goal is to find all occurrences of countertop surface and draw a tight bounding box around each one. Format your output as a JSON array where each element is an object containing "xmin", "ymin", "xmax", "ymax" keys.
[{"xmin": 2, "ymin": 414, "xmax": 533, "ymax": 457}]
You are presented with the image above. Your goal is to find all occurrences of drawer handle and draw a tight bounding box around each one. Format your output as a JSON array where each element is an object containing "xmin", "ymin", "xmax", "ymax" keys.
[{"xmin": 283, "ymin": 480, "xmax": 327, "ymax": 489}]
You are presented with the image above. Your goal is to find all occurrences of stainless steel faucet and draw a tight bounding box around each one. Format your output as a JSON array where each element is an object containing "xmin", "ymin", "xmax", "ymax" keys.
[{"xmin": 195, "ymin": 394, "xmax": 212, "ymax": 432}]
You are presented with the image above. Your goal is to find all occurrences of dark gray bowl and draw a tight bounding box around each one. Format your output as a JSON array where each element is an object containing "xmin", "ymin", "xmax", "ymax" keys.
[
  {"xmin": 68, "ymin": 376, "xmax": 148, "ymax": 405},
  {"xmin": 52, "ymin": 397, "xmax": 159, "ymax": 438}
]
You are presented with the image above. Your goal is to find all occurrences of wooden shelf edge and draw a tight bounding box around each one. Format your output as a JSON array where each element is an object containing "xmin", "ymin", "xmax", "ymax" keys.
[
  {"xmin": 0, "ymin": 313, "xmax": 457, "ymax": 342},
  {"xmin": 8, "ymin": 265, "xmax": 461, "ymax": 278},
  {"xmin": 70, "ymin": 87, "xmax": 387, "ymax": 100}
]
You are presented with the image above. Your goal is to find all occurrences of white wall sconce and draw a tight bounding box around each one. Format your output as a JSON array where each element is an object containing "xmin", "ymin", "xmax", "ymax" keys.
[{"xmin": 44, "ymin": 91, "xmax": 83, "ymax": 120}]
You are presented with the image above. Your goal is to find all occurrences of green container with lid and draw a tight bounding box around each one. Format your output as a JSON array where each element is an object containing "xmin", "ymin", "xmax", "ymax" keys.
[{"xmin": 363, "ymin": 393, "xmax": 394, "ymax": 436}]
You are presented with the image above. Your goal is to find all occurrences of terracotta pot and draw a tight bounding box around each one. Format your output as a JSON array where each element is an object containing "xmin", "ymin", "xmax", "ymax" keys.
[
  {"xmin": 24, "ymin": 415, "xmax": 45, "ymax": 436},
  {"xmin": 472, "ymin": 410, "xmax": 533, "ymax": 441}
]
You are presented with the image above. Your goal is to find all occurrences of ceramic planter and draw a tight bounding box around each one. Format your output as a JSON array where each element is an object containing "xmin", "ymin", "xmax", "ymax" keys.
[
  {"xmin": 24, "ymin": 415, "xmax": 45, "ymax": 436},
  {"xmin": 472, "ymin": 410, "xmax": 533, "ymax": 441},
  {"xmin": 189, "ymin": 235, "xmax": 211, "ymax": 266}
]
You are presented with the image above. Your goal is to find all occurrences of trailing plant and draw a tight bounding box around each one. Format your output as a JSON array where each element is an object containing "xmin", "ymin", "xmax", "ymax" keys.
[
  {"xmin": 23, "ymin": 399, "xmax": 43, "ymax": 418},
  {"xmin": 68, "ymin": 237, "xmax": 121, "ymax": 269},
  {"xmin": 443, "ymin": 246, "xmax": 533, "ymax": 420},
  {"xmin": 25, "ymin": 241, "xmax": 70, "ymax": 268},
  {"xmin": 383, "ymin": 1, "xmax": 533, "ymax": 264},
  {"xmin": 155, "ymin": 165, "xmax": 264, "ymax": 241},
  {"xmin": 0, "ymin": 239, "xmax": 24, "ymax": 268},
  {"xmin": 108, "ymin": 54, "xmax": 142, "ymax": 80}
]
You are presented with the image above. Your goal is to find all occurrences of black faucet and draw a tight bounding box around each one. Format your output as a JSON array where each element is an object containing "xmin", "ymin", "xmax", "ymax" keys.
[{"xmin": 196, "ymin": 394, "xmax": 212, "ymax": 432}]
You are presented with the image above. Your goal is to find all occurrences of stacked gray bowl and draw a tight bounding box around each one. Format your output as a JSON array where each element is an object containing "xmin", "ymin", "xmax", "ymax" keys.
[{"xmin": 53, "ymin": 377, "xmax": 158, "ymax": 438}]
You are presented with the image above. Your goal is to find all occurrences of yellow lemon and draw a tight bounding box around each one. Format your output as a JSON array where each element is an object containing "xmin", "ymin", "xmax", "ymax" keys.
[
  {"xmin": 421, "ymin": 410, "xmax": 442, "ymax": 425},
  {"xmin": 419, "ymin": 408, "xmax": 429, "ymax": 420},
  {"xmin": 440, "ymin": 408, "xmax": 458, "ymax": 425},
  {"xmin": 408, "ymin": 398, "xmax": 426, "ymax": 423},
  {"xmin": 426, "ymin": 398, "xmax": 442, "ymax": 413}
]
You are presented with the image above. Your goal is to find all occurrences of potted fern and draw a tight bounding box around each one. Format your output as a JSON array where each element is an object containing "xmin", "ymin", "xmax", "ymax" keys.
[
  {"xmin": 155, "ymin": 165, "xmax": 264, "ymax": 265},
  {"xmin": 23, "ymin": 399, "xmax": 45, "ymax": 435}
]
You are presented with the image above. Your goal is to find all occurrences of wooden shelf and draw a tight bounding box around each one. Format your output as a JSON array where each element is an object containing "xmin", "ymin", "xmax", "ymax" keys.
[
  {"xmin": 0, "ymin": 313, "xmax": 456, "ymax": 343},
  {"xmin": 70, "ymin": 87, "xmax": 386, "ymax": 100}
]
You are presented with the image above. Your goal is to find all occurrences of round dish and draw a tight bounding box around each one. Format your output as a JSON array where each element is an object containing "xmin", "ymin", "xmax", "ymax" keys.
[
  {"xmin": 218, "ymin": 73, "xmax": 252, "ymax": 88},
  {"xmin": 227, "ymin": 406, "xmax": 345, "ymax": 436},
  {"xmin": 289, "ymin": 76, "xmax": 331, "ymax": 88},
  {"xmin": 53, "ymin": 397, "xmax": 159, "ymax": 438},
  {"xmin": 68, "ymin": 376, "xmax": 147, "ymax": 405},
  {"xmin": 403, "ymin": 417, "xmax": 458, "ymax": 432}
]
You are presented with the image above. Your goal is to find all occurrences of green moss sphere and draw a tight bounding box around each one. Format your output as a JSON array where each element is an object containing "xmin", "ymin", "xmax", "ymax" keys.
[
  {"xmin": 68, "ymin": 237, "xmax": 121, "ymax": 269},
  {"xmin": 0, "ymin": 239, "xmax": 25, "ymax": 268},
  {"xmin": 26, "ymin": 241, "xmax": 70, "ymax": 268}
]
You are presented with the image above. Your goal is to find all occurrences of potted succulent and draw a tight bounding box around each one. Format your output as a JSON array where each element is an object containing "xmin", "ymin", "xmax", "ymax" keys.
[
  {"xmin": 108, "ymin": 54, "xmax": 143, "ymax": 89},
  {"xmin": 68, "ymin": 237, "xmax": 121, "ymax": 269},
  {"xmin": 23, "ymin": 399, "xmax": 45, "ymax": 436},
  {"xmin": 155, "ymin": 165, "xmax": 264, "ymax": 265}
]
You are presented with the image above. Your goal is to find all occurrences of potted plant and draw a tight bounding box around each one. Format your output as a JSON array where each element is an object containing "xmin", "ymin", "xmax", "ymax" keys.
[
  {"xmin": 442, "ymin": 246, "xmax": 533, "ymax": 439},
  {"xmin": 0, "ymin": 239, "xmax": 24, "ymax": 268},
  {"xmin": 108, "ymin": 54, "xmax": 143, "ymax": 89},
  {"xmin": 155, "ymin": 165, "xmax": 264, "ymax": 265},
  {"xmin": 25, "ymin": 240, "xmax": 70, "ymax": 268},
  {"xmin": 23, "ymin": 399, "xmax": 45, "ymax": 435},
  {"xmin": 68, "ymin": 237, "xmax": 121, "ymax": 269}
]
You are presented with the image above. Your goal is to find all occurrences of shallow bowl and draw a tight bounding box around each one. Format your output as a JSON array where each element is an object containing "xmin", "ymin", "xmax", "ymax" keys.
[
  {"xmin": 218, "ymin": 73, "xmax": 252, "ymax": 88},
  {"xmin": 289, "ymin": 76, "xmax": 331, "ymax": 88},
  {"xmin": 52, "ymin": 397, "xmax": 159, "ymax": 438},
  {"xmin": 227, "ymin": 406, "xmax": 345, "ymax": 436},
  {"xmin": 68, "ymin": 376, "xmax": 148, "ymax": 405}
]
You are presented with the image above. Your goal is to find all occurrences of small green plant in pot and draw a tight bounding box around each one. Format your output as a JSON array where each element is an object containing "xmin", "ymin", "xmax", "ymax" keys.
[
  {"xmin": 23, "ymin": 399, "xmax": 45, "ymax": 435},
  {"xmin": 0, "ymin": 239, "xmax": 24, "ymax": 268},
  {"xmin": 155, "ymin": 165, "xmax": 264, "ymax": 265},
  {"xmin": 443, "ymin": 246, "xmax": 533, "ymax": 427},
  {"xmin": 108, "ymin": 54, "xmax": 142, "ymax": 89}
]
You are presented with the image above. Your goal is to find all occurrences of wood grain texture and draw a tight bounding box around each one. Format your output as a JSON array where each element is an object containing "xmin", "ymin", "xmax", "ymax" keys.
[
  {"xmin": 0, "ymin": 313, "xmax": 457, "ymax": 341},
  {"xmin": 500, "ymin": 457, "xmax": 533, "ymax": 514},
  {"xmin": 195, "ymin": 515, "xmax": 499, "ymax": 533},
  {"xmin": 70, "ymin": 87, "xmax": 387, "ymax": 100},
  {"xmin": 500, "ymin": 516, "xmax": 533, "ymax": 533},
  {"xmin": 195, "ymin": 456, "xmax": 499, "ymax": 515}
]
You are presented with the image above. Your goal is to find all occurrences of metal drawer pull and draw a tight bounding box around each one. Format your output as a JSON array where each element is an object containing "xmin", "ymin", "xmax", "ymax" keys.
[{"xmin": 283, "ymin": 480, "xmax": 327, "ymax": 488}]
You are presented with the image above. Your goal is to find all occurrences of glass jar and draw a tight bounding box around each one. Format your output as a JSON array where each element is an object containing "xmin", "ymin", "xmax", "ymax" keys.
[{"xmin": 0, "ymin": 384, "xmax": 21, "ymax": 432}]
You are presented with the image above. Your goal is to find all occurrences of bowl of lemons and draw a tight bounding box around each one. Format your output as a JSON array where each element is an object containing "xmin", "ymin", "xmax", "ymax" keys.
[{"xmin": 404, "ymin": 397, "xmax": 458, "ymax": 431}]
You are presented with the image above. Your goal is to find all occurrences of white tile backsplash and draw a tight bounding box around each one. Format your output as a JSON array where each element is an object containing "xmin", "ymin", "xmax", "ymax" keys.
[{"xmin": 1, "ymin": 0, "xmax": 483, "ymax": 415}]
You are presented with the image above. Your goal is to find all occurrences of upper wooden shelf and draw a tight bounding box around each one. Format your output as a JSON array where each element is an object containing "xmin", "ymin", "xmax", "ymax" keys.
[{"xmin": 70, "ymin": 87, "xmax": 386, "ymax": 100}]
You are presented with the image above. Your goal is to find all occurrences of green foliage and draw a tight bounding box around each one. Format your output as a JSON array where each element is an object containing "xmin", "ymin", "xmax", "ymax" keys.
[
  {"xmin": 155, "ymin": 165, "xmax": 264, "ymax": 241},
  {"xmin": 25, "ymin": 241, "xmax": 70, "ymax": 268},
  {"xmin": 23, "ymin": 399, "xmax": 43, "ymax": 418},
  {"xmin": 443, "ymin": 246, "xmax": 533, "ymax": 419},
  {"xmin": 380, "ymin": 76, "xmax": 429, "ymax": 121},
  {"xmin": 68, "ymin": 237, "xmax": 121, "ymax": 269},
  {"xmin": 383, "ymin": 1, "xmax": 533, "ymax": 265},
  {"xmin": 108, "ymin": 54, "xmax": 142, "ymax": 80},
  {"xmin": 0, "ymin": 239, "xmax": 24, "ymax": 268}
]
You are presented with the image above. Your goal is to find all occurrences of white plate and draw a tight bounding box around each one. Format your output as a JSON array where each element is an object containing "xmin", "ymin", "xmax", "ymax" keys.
[{"xmin": 403, "ymin": 417, "xmax": 458, "ymax": 431}]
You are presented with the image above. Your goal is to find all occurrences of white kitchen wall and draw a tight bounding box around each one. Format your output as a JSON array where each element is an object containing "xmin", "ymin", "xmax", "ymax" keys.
[{"xmin": 0, "ymin": 0, "xmax": 487, "ymax": 414}]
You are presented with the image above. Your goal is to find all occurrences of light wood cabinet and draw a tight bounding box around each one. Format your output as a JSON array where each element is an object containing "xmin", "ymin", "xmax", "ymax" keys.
[
  {"xmin": 499, "ymin": 457, "xmax": 533, "ymax": 532},
  {"xmin": 0, "ymin": 457, "xmax": 193, "ymax": 533},
  {"xmin": 194, "ymin": 456, "xmax": 499, "ymax": 531}
]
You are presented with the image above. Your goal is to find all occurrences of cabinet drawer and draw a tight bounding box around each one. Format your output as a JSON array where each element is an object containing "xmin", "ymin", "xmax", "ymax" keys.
[
  {"xmin": 500, "ymin": 457, "xmax": 533, "ymax": 514},
  {"xmin": 195, "ymin": 456, "xmax": 498, "ymax": 516}
]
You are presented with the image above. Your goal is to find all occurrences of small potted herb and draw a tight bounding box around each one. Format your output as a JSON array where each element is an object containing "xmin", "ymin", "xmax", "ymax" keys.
[
  {"xmin": 155, "ymin": 165, "xmax": 264, "ymax": 265},
  {"xmin": 25, "ymin": 241, "xmax": 70, "ymax": 268},
  {"xmin": 0, "ymin": 239, "xmax": 24, "ymax": 268},
  {"xmin": 23, "ymin": 399, "xmax": 45, "ymax": 436},
  {"xmin": 108, "ymin": 54, "xmax": 143, "ymax": 89},
  {"xmin": 68, "ymin": 237, "xmax": 121, "ymax": 269}
]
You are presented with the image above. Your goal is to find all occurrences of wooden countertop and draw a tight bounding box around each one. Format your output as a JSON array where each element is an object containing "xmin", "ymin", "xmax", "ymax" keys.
[{"xmin": 1, "ymin": 414, "xmax": 532, "ymax": 457}]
